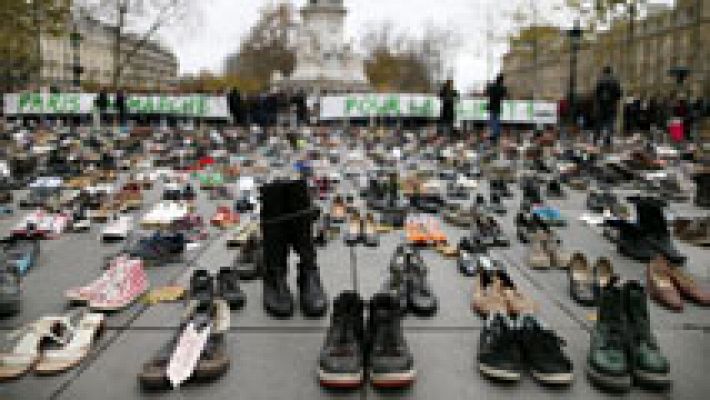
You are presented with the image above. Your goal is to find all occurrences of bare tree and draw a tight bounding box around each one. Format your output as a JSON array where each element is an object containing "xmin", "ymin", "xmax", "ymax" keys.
[
  {"xmin": 360, "ymin": 21, "xmax": 461, "ymax": 92},
  {"xmin": 77, "ymin": 0, "xmax": 198, "ymax": 87}
]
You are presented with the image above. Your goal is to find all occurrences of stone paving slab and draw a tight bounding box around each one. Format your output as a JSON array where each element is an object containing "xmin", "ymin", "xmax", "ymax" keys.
[{"xmin": 3, "ymin": 174, "xmax": 710, "ymax": 399}]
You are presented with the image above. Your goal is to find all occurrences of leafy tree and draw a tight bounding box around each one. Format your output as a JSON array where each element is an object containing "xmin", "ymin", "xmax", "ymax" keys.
[
  {"xmin": 223, "ymin": 2, "xmax": 296, "ymax": 93},
  {"xmin": 0, "ymin": 0, "xmax": 70, "ymax": 91}
]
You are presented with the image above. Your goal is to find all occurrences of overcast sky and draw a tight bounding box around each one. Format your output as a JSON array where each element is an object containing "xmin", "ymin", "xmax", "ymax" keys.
[{"xmin": 157, "ymin": 0, "xmax": 670, "ymax": 91}]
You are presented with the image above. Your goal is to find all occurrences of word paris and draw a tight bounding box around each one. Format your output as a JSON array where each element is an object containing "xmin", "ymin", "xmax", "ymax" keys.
[
  {"xmin": 320, "ymin": 94, "xmax": 558, "ymax": 124},
  {"xmin": 4, "ymin": 93, "xmax": 229, "ymax": 118}
]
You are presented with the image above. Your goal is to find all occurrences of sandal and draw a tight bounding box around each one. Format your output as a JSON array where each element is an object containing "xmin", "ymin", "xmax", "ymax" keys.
[
  {"xmin": 0, "ymin": 316, "xmax": 66, "ymax": 380},
  {"xmin": 35, "ymin": 312, "xmax": 104, "ymax": 375}
]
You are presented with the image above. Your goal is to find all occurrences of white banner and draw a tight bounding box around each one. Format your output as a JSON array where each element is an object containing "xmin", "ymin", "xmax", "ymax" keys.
[
  {"xmin": 3, "ymin": 93, "xmax": 229, "ymax": 118},
  {"xmin": 319, "ymin": 93, "xmax": 557, "ymax": 124}
]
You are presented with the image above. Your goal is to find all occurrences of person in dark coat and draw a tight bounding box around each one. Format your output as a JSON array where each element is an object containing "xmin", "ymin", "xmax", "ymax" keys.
[
  {"xmin": 438, "ymin": 79, "xmax": 458, "ymax": 138},
  {"xmin": 293, "ymin": 90, "xmax": 308, "ymax": 126},
  {"xmin": 594, "ymin": 66, "xmax": 622, "ymax": 147},
  {"xmin": 115, "ymin": 89, "xmax": 127, "ymax": 127},
  {"xmin": 485, "ymin": 74, "xmax": 507, "ymax": 145},
  {"xmin": 95, "ymin": 88, "xmax": 109, "ymax": 127},
  {"xmin": 227, "ymin": 87, "xmax": 244, "ymax": 126}
]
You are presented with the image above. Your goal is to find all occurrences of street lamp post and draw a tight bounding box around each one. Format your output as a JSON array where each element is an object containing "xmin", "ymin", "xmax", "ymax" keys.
[{"xmin": 567, "ymin": 20, "xmax": 582, "ymax": 130}]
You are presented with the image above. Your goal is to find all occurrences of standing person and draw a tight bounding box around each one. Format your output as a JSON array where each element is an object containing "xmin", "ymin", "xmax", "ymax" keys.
[
  {"xmin": 227, "ymin": 87, "xmax": 243, "ymax": 126},
  {"xmin": 293, "ymin": 90, "xmax": 308, "ymax": 127},
  {"xmin": 94, "ymin": 88, "xmax": 109, "ymax": 131},
  {"xmin": 485, "ymin": 73, "xmax": 507, "ymax": 147},
  {"xmin": 438, "ymin": 79, "xmax": 458, "ymax": 139},
  {"xmin": 115, "ymin": 89, "xmax": 127, "ymax": 129},
  {"xmin": 594, "ymin": 66, "xmax": 622, "ymax": 148}
]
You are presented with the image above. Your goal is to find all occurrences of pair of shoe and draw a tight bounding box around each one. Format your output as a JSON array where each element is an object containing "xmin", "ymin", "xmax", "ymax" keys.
[
  {"xmin": 66, "ymin": 255, "xmax": 149, "ymax": 311},
  {"xmin": 230, "ymin": 232, "xmax": 263, "ymax": 280},
  {"xmin": 489, "ymin": 179, "xmax": 512, "ymax": 198},
  {"xmin": 478, "ymin": 313, "xmax": 573, "ymax": 385},
  {"xmin": 587, "ymin": 279, "xmax": 671, "ymax": 391},
  {"xmin": 442, "ymin": 203, "xmax": 475, "ymax": 228},
  {"xmin": 647, "ymin": 255, "xmax": 710, "ymax": 311},
  {"xmin": 456, "ymin": 237, "xmax": 488, "ymax": 276},
  {"xmin": 471, "ymin": 215, "xmax": 509, "ymax": 247},
  {"xmin": 330, "ymin": 195, "xmax": 347, "ymax": 223},
  {"xmin": 568, "ymin": 253, "xmax": 614, "ymax": 306},
  {"xmin": 613, "ymin": 196, "xmax": 685, "ymax": 264},
  {"xmin": 527, "ymin": 231, "xmax": 570, "ymax": 269},
  {"xmin": 472, "ymin": 268, "xmax": 537, "ymax": 316},
  {"xmin": 210, "ymin": 205, "xmax": 239, "ymax": 228},
  {"xmin": 318, "ymin": 291, "xmax": 415, "ymax": 389},
  {"xmin": 343, "ymin": 212, "xmax": 379, "ymax": 247},
  {"xmin": 139, "ymin": 300, "xmax": 230, "ymax": 390},
  {"xmin": 515, "ymin": 210, "xmax": 548, "ymax": 243},
  {"xmin": 531, "ymin": 204, "xmax": 567, "ymax": 227},
  {"xmin": 546, "ymin": 177, "xmax": 566, "ymax": 199},
  {"xmin": 128, "ymin": 231, "xmax": 186, "ymax": 267},
  {"xmin": 190, "ymin": 268, "xmax": 245, "ymax": 310},
  {"xmin": 260, "ymin": 180, "xmax": 327, "ymax": 319},
  {"xmin": 0, "ymin": 263, "xmax": 21, "ymax": 316},
  {"xmin": 405, "ymin": 216, "xmax": 447, "ymax": 247},
  {"xmin": 0, "ymin": 312, "xmax": 104, "ymax": 380},
  {"xmin": 383, "ymin": 244, "xmax": 438, "ymax": 316},
  {"xmin": 673, "ymin": 216, "xmax": 710, "ymax": 246}
]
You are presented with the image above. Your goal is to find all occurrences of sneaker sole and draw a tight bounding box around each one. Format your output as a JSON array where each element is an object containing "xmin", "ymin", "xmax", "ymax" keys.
[
  {"xmin": 531, "ymin": 370, "xmax": 574, "ymax": 385},
  {"xmin": 633, "ymin": 369, "xmax": 671, "ymax": 390},
  {"xmin": 585, "ymin": 365, "xmax": 631, "ymax": 392},
  {"xmin": 369, "ymin": 370, "xmax": 416, "ymax": 388},
  {"xmin": 318, "ymin": 369, "xmax": 363, "ymax": 389},
  {"xmin": 479, "ymin": 363, "xmax": 521, "ymax": 382}
]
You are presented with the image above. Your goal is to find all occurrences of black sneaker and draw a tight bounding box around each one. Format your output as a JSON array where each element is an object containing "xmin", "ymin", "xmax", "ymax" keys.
[
  {"xmin": 216, "ymin": 267, "xmax": 246, "ymax": 310},
  {"xmin": 405, "ymin": 251, "xmax": 438, "ymax": 317},
  {"xmin": 367, "ymin": 292, "xmax": 416, "ymax": 388},
  {"xmin": 190, "ymin": 269, "xmax": 214, "ymax": 303},
  {"xmin": 318, "ymin": 291, "xmax": 365, "ymax": 389},
  {"xmin": 478, "ymin": 313, "xmax": 522, "ymax": 382},
  {"xmin": 518, "ymin": 315, "xmax": 574, "ymax": 385}
]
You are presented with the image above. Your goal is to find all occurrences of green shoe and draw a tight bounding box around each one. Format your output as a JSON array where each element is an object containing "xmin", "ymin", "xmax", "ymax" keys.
[
  {"xmin": 624, "ymin": 281, "xmax": 671, "ymax": 390},
  {"xmin": 586, "ymin": 281, "xmax": 632, "ymax": 392}
]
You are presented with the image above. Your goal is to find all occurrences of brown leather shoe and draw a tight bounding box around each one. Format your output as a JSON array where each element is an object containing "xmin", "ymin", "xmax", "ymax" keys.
[
  {"xmin": 674, "ymin": 217, "xmax": 710, "ymax": 246},
  {"xmin": 528, "ymin": 232, "xmax": 551, "ymax": 269},
  {"xmin": 497, "ymin": 271, "xmax": 537, "ymax": 315},
  {"xmin": 471, "ymin": 271, "xmax": 507, "ymax": 317},
  {"xmin": 647, "ymin": 256, "xmax": 684, "ymax": 312},
  {"xmin": 668, "ymin": 267, "xmax": 710, "ymax": 306}
]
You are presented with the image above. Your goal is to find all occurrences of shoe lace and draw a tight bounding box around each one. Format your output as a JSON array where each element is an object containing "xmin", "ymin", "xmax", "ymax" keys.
[
  {"xmin": 487, "ymin": 316, "xmax": 517, "ymax": 353},
  {"xmin": 530, "ymin": 328, "xmax": 567, "ymax": 361},
  {"xmin": 374, "ymin": 315, "xmax": 403, "ymax": 357}
]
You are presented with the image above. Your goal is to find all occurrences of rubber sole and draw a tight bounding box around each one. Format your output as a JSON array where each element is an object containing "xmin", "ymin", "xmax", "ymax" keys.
[
  {"xmin": 318, "ymin": 369, "xmax": 364, "ymax": 389},
  {"xmin": 586, "ymin": 365, "xmax": 631, "ymax": 392},
  {"xmin": 531, "ymin": 370, "xmax": 574, "ymax": 385},
  {"xmin": 633, "ymin": 369, "xmax": 672, "ymax": 390},
  {"xmin": 479, "ymin": 363, "xmax": 521, "ymax": 382},
  {"xmin": 370, "ymin": 369, "xmax": 416, "ymax": 388}
]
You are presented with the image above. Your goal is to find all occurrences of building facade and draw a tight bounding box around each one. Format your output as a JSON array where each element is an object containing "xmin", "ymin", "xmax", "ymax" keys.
[
  {"xmin": 39, "ymin": 15, "xmax": 178, "ymax": 90},
  {"xmin": 501, "ymin": 0, "xmax": 709, "ymax": 101}
]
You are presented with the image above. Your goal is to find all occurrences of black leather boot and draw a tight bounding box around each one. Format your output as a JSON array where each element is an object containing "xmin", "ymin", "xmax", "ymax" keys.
[
  {"xmin": 288, "ymin": 180, "xmax": 327, "ymax": 317},
  {"xmin": 632, "ymin": 197, "xmax": 685, "ymax": 264},
  {"xmin": 260, "ymin": 181, "xmax": 294, "ymax": 318}
]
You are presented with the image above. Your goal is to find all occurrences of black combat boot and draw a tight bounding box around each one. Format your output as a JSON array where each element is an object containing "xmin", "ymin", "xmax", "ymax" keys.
[
  {"xmin": 287, "ymin": 180, "xmax": 327, "ymax": 317},
  {"xmin": 260, "ymin": 181, "xmax": 294, "ymax": 318}
]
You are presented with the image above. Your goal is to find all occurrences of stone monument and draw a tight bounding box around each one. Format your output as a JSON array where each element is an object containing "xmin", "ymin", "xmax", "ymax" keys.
[{"xmin": 272, "ymin": 0, "xmax": 369, "ymax": 95}]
